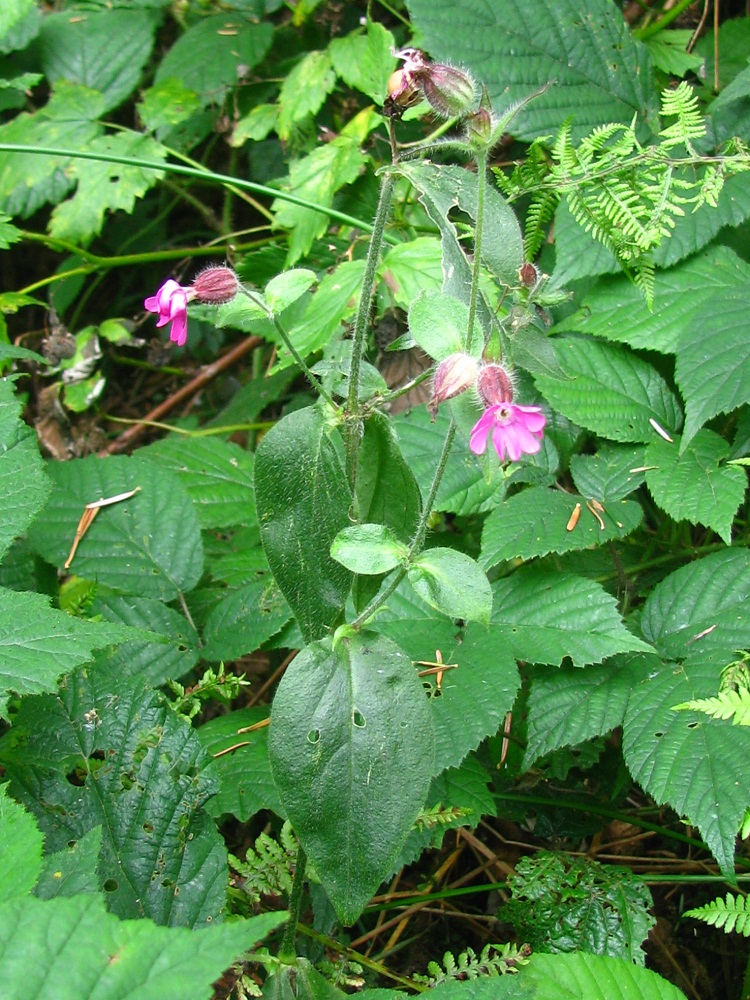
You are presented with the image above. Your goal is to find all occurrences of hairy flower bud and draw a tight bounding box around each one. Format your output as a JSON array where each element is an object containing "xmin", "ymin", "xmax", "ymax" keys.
[
  {"xmin": 420, "ymin": 61, "xmax": 476, "ymax": 118},
  {"xmin": 463, "ymin": 106, "xmax": 493, "ymax": 147},
  {"xmin": 517, "ymin": 262, "xmax": 543, "ymax": 292},
  {"xmin": 429, "ymin": 352, "xmax": 480, "ymax": 418},
  {"xmin": 192, "ymin": 266, "xmax": 240, "ymax": 304},
  {"xmin": 476, "ymin": 363, "xmax": 515, "ymax": 408}
]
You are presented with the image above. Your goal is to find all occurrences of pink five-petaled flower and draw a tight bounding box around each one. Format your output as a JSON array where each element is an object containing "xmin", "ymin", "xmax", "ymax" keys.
[
  {"xmin": 469, "ymin": 403, "xmax": 546, "ymax": 463},
  {"xmin": 144, "ymin": 279, "xmax": 196, "ymax": 347}
]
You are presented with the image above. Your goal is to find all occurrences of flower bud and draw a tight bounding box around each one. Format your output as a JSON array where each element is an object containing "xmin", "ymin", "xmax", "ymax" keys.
[
  {"xmin": 463, "ymin": 106, "xmax": 493, "ymax": 147},
  {"xmin": 420, "ymin": 62, "xmax": 476, "ymax": 118},
  {"xmin": 517, "ymin": 262, "xmax": 543, "ymax": 292},
  {"xmin": 476, "ymin": 363, "xmax": 515, "ymax": 408},
  {"xmin": 192, "ymin": 266, "xmax": 240, "ymax": 305},
  {"xmin": 428, "ymin": 352, "xmax": 480, "ymax": 418}
]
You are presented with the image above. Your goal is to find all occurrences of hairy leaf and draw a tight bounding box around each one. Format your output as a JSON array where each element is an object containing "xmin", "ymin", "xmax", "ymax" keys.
[
  {"xmin": 268, "ymin": 631, "xmax": 433, "ymax": 924},
  {"xmin": 523, "ymin": 951, "xmax": 688, "ymax": 999},
  {"xmin": 408, "ymin": 548, "xmax": 492, "ymax": 625}
]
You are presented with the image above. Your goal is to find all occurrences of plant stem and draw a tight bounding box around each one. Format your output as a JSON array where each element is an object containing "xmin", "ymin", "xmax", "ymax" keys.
[
  {"xmin": 351, "ymin": 421, "xmax": 456, "ymax": 629},
  {"xmin": 465, "ymin": 148, "xmax": 487, "ymax": 352},
  {"xmin": 344, "ymin": 170, "xmax": 396, "ymax": 492},
  {"xmin": 632, "ymin": 0, "xmax": 697, "ymax": 39},
  {"xmin": 279, "ymin": 845, "xmax": 307, "ymax": 960}
]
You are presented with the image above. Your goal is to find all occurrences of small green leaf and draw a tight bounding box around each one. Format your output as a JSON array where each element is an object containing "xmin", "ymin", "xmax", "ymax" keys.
[
  {"xmin": 331, "ymin": 524, "xmax": 408, "ymax": 575},
  {"xmin": 265, "ymin": 269, "xmax": 317, "ymax": 314},
  {"xmin": 408, "ymin": 290, "xmax": 484, "ymax": 360},
  {"xmin": 268, "ymin": 631, "xmax": 433, "ymax": 924},
  {"xmin": 277, "ymin": 49, "xmax": 336, "ymax": 138},
  {"xmin": 0, "ymin": 785, "xmax": 43, "ymax": 901},
  {"xmin": 329, "ymin": 20, "xmax": 395, "ymax": 103},
  {"xmin": 408, "ymin": 548, "xmax": 492, "ymax": 625},
  {"xmin": 378, "ymin": 237, "xmax": 443, "ymax": 308},
  {"xmin": 254, "ymin": 406, "xmax": 352, "ymax": 643},
  {"xmin": 644, "ymin": 431, "xmax": 746, "ymax": 544},
  {"xmin": 535, "ymin": 336, "xmax": 682, "ymax": 444}
]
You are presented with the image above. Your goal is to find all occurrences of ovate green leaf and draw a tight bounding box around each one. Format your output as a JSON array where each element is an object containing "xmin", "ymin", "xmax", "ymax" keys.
[
  {"xmin": 255, "ymin": 406, "xmax": 352, "ymax": 643},
  {"xmin": 268, "ymin": 632, "xmax": 433, "ymax": 923},
  {"xmin": 523, "ymin": 950, "xmax": 688, "ymax": 999},
  {"xmin": 331, "ymin": 524, "xmax": 408, "ymax": 575},
  {"xmin": 409, "ymin": 548, "xmax": 492, "ymax": 625}
]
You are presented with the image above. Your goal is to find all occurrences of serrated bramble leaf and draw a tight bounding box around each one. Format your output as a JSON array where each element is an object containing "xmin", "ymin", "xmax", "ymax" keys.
[
  {"xmin": 535, "ymin": 336, "xmax": 682, "ymax": 444},
  {"xmin": 645, "ymin": 431, "xmax": 746, "ymax": 544},
  {"xmin": 27, "ymin": 454, "xmax": 204, "ymax": 601},
  {"xmin": 34, "ymin": 827, "xmax": 101, "ymax": 901},
  {"xmin": 265, "ymin": 269, "xmax": 317, "ymax": 314},
  {"xmin": 155, "ymin": 15, "xmax": 273, "ymax": 107},
  {"xmin": 408, "ymin": 548, "xmax": 492, "ymax": 625},
  {"xmin": 198, "ymin": 707, "xmax": 282, "ymax": 823},
  {"xmin": 38, "ymin": 9, "xmax": 158, "ymax": 113},
  {"xmin": 674, "ymin": 287, "xmax": 750, "ymax": 446},
  {"xmin": 0, "ymin": 894, "xmax": 285, "ymax": 1000},
  {"xmin": 200, "ymin": 576, "xmax": 292, "ymax": 662},
  {"xmin": 0, "ymin": 784, "xmax": 43, "ymax": 901},
  {"xmin": 142, "ymin": 436, "xmax": 255, "ymax": 530},
  {"xmin": 524, "ymin": 951, "xmax": 688, "ymax": 1000},
  {"xmin": 524, "ymin": 654, "xmax": 652, "ymax": 768},
  {"xmin": 623, "ymin": 652, "xmax": 750, "ymax": 877},
  {"xmin": 480, "ymin": 486, "xmax": 642, "ymax": 567},
  {"xmin": 329, "ymin": 20, "xmax": 395, "ymax": 103},
  {"xmin": 640, "ymin": 548, "xmax": 750, "ymax": 661},
  {"xmin": 1, "ymin": 670, "xmax": 228, "ymax": 926},
  {"xmin": 378, "ymin": 592, "xmax": 520, "ymax": 774},
  {"xmin": 268, "ymin": 632, "xmax": 433, "ymax": 924},
  {"xmin": 570, "ymin": 444, "xmax": 647, "ymax": 502},
  {"xmin": 407, "ymin": 0, "xmax": 659, "ymax": 141},
  {"xmin": 0, "ymin": 587, "xmax": 145, "ymax": 719},
  {"xmin": 0, "ymin": 378, "xmax": 51, "ymax": 561},
  {"xmin": 491, "ymin": 570, "xmax": 652, "ymax": 668},
  {"xmin": 277, "ymin": 49, "xmax": 336, "ymax": 138}
]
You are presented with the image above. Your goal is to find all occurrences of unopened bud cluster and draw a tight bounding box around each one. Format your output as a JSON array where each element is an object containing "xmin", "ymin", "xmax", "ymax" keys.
[
  {"xmin": 429, "ymin": 355, "xmax": 515, "ymax": 418},
  {"xmin": 386, "ymin": 48, "xmax": 476, "ymax": 120}
]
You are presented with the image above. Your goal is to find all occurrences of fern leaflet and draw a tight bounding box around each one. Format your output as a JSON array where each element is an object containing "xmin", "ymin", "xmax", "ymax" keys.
[{"xmin": 684, "ymin": 894, "xmax": 750, "ymax": 936}]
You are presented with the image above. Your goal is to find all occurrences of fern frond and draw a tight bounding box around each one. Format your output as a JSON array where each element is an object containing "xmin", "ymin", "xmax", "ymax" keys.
[
  {"xmin": 230, "ymin": 821, "xmax": 297, "ymax": 905},
  {"xmin": 684, "ymin": 894, "xmax": 750, "ymax": 936},
  {"xmin": 523, "ymin": 189, "xmax": 560, "ymax": 260},
  {"xmin": 413, "ymin": 943, "xmax": 531, "ymax": 986},
  {"xmin": 633, "ymin": 259, "xmax": 656, "ymax": 309},
  {"xmin": 660, "ymin": 81, "xmax": 705, "ymax": 152},
  {"xmin": 672, "ymin": 688, "xmax": 750, "ymax": 726}
]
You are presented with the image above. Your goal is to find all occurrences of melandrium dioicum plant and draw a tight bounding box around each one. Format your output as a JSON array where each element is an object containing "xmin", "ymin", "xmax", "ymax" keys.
[{"xmin": 2, "ymin": 1, "xmax": 750, "ymax": 997}]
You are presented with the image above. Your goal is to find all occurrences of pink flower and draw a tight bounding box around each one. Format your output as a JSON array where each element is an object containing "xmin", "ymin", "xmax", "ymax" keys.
[
  {"xmin": 469, "ymin": 403, "xmax": 546, "ymax": 463},
  {"xmin": 144, "ymin": 279, "xmax": 195, "ymax": 346}
]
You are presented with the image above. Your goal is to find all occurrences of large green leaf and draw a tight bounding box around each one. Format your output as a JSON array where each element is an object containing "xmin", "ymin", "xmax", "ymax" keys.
[
  {"xmin": 0, "ymin": 893, "xmax": 285, "ymax": 1000},
  {"xmin": 673, "ymin": 285, "xmax": 750, "ymax": 445},
  {"xmin": 91, "ymin": 594, "xmax": 199, "ymax": 688},
  {"xmin": 27, "ymin": 453, "xmax": 204, "ymax": 601},
  {"xmin": 198, "ymin": 707, "xmax": 282, "ymax": 823},
  {"xmin": 0, "ymin": 671, "xmax": 227, "ymax": 926},
  {"xmin": 155, "ymin": 14, "xmax": 273, "ymax": 106},
  {"xmin": 255, "ymin": 406, "xmax": 352, "ymax": 644},
  {"xmin": 555, "ymin": 246, "xmax": 747, "ymax": 354},
  {"xmin": 622, "ymin": 651, "xmax": 750, "ymax": 877},
  {"xmin": 569, "ymin": 444, "xmax": 647, "ymax": 502},
  {"xmin": 268, "ymin": 631, "xmax": 433, "ymax": 924},
  {"xmin": 0, "ymin": 784, "xmax": 43, "ymax": 901},
  {"xmin": 200, "ymin": 576, "xmax": 292, "ymax": 662},
  {"xmin": 49, "ymin": 131, "xmax": 167, "ymax": 242},
  {"xmin": 0, "ymin": 378, "xmax": 50, "ymax": 562},
  {"xmin": 406, "ymin": 0, "xmax": 659, "ymax": 141},
  {"xmin": 480, "ymin": 485, "xmax": 642, "ymax": 567},
  {"xmin": 491, "ymin": 570, "xmax": 651, "ymax": 668},
  {"xmin": 535, "ymin": 337, "xmax": 682, "ymax": 443},
  {"xmin": 640, "ymin": 548, "xmax": 750, "ymax": 661},
  {"xmin": 644, "ymin": 431, "xmax": 746, "ymax": 544},
  {"xmin": 523, "ymin": 951, "xmax": 688, "ymax": 999},
  {"xmin": 34, "ymin": 827, "xmax": 102, "ymax": 901},
  {"xmin": 0, "ymin": 82, "xmax": 103, "ymax": 218},
  {"xmin": 0, "ymin": 587, "xmax": 145, "ymax": 718},
  {"xmin": 37, "ymin": 9, "xmax": 159, "ymax": 113},
  {"xmin": 377, "ymin": 592, "xmax": 520, "ymax": 774},
  {"xmin": 524, "ymin": 654, "xmax": 651, "ymax": 767}
]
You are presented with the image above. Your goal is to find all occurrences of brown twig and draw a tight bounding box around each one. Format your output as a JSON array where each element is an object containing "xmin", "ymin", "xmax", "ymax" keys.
[{"xmin": 100, "ymin": 334, "xmax": 263, "ymax": 455}]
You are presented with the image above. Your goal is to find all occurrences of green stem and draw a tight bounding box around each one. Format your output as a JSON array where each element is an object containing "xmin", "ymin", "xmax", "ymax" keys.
[
  {"xmin": 239, "ymin": 289, "xmax": 335, "ymax": 408},
  {"xmin": 344, "ymin": 171, "xmax": 396, "ymax": 492},
  {"xmin": 0, "ymin": 143, "xmax": 395, "ymax": 241},
  {"xmin": 351, "ymin": 422, "xmax": 456, "ymax": 629},
  {"xmin": 465, "ymin": 149, "xmax": 487, "ymax": 352},
  {"xmin": 279, "ymin": 845, "xmax": 307, "ymax": 960},
  {"xmin": 632, "ymin": 0, "xmax": 697, "ymax": 40}
]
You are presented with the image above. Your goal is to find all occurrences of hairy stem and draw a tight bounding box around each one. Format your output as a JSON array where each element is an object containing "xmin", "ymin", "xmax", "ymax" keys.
[
  {"xmin": 279, "ymin": 845, "xmax": 307, "ymax": 960},
  {"xmin": 465, "ymin": 149, "xmax": 488, "ymax": 351}
]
